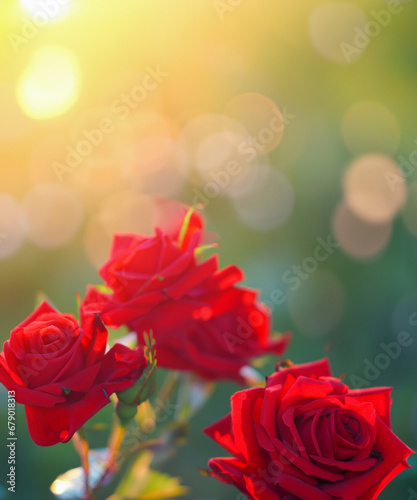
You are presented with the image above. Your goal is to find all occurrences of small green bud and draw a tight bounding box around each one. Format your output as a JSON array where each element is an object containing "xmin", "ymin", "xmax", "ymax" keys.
[{"xmin": 116, "ymin": 401, "xmax": 138, "ymax": 423}]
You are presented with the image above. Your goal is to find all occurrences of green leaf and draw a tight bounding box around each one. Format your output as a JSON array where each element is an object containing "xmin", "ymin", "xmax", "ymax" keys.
[
  {"xmin": 138, "ymin": 364, "xmax": 157, "ymax": 405},
  {"xmin": 75, "ymin": 291, "xmax": 81, "ymax": 310},
  {"xmin": 138, "ymin": 470, "xmax": 188, "ymax": 499},
  {"xmin": 113, "ymin": 451, "xmax": 187, "ymax": 499},
  {"xmin": 144, "ymin": 330, "xmax": 157, "ymax": 364},
  {"xmin": 194, "ymin": 243, "xmax": 219, "ymax": 258},
  {"xmin": 95, "ymin": 284, "xmax": 113, "ymax": 294},
  {"xmin": 117, "ymin": 360, "xmax": 157, "ymax": 409},
  {"xmin": 116, "ymin": 332, "xmax": 157, "ymax": 424},
  {"xmin": 116, "ymin": 401, "xmax": 138, "ymax": 422},
  {"xmin": 178, "ymin": 206, "xmax": 196, "ymax": 247}
]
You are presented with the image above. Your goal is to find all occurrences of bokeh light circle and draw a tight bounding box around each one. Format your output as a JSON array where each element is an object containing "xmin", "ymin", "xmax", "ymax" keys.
[
  {"xmin": 23, "ymin": 184, "xmax": 83, "ymax": 247},
  {"xmin": 232, "ymin": 166, "xmax": 294, "ymax": 231},
  {"xmin": 309, "ymin": 3, "xmax": 367, "ymax": 64},
  {"xmin": 195, "ymin": 130, "xmax": 260, "ymax": 198},
  {"xmin": 224, "ymin": 93, "xmax": 285, "ymax": 154},
  {"xmin": 181, "ymin": 113, "xmax": 236, "ymax": 154},
  {"xmin": 344, "ymin": 154, "xmax": 407, "ymax": 225},
  {"xmin": 17, "ymin": 45, "xmax": 80, "ymax": 120},
  {"xmin": 121, "ymin": 111, "xmax": 177, "ymax": 179},
  {"xmin": 332, "ymin": 202, "xmax": 392, "ymax": 259},
  {"xmin": 141, "ymin": 141, "xmax": 188, "ymax": 197},
  {"xmin": 97, "ymin": 191, "xmax": 158, "ymax": 237},
  {"xmin": 84, "ymin": 193, "xmax": 157, "ymax": 268}
]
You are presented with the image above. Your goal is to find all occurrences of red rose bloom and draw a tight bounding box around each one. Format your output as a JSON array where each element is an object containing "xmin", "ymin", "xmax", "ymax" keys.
[
  {"xmin": 119, "ymin": 264, "xmax": 291, "ymax": 383},
  {"xmin": 0, "ymin": 302, "xmax": 146, "ymax": 446},
  {"xmin": 81, "ymin": 207, "xmax": 290, "ymax": 382},
  {"xmin": 88, "ymin": 206, "xmax": 214, "ymax": 323},
  {"xmin": 81, "ymin": 206, "xmax": 218, "ymax": 328},
  {"xmin": 204, "ymin": 359, "xmax": 413, "ymax": 499}
]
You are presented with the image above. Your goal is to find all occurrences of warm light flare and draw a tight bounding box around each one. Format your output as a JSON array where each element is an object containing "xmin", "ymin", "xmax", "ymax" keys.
[
  {"xmin": 18, "ymin": 0, "xmax": 71, "ymax": 20},
  {"xmin": 17, "ymin": 45, "xmax": 80, "ymax": 120},
  {"xmin": 50, "ymin": 479, "xmax": 67, "ymax": 495},
  {"xmin": 343, "ymin": 154, "xmax": 407, "ymax": 225}
]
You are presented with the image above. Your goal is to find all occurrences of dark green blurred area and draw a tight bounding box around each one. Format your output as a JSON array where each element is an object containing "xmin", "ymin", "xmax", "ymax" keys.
[{"xmin": 1, "ymin": 0, "xmax": 417, "ymax": 498}]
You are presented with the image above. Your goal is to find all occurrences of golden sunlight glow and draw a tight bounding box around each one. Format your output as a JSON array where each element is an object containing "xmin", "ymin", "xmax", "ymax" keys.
[
  {"xmin": 50, "ymin": 479, "xmax": 67, "ymax": 495},
  {"xmin": 84, "ymin": 192, "xmax": 157, "ymax": 268},
  {"xmin": 0, "ymin": 83, "xmax": 34, "ymax": 141},
  {"xmin": 18, "ymin": 0, "xmax": 71, "ymax": 20},
  {"xmin": 17, "ymin": 45, "xmax": 80, "ymax": 120}
]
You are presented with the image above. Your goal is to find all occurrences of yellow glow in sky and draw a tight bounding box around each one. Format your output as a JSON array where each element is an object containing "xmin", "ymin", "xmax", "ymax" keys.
[
  {"xmin": 17, "ymin": 45, "xmax": 80, "ymax": 120},
  {"xmin": 18, "ymin": 0, "xmax": 71, "ymax": 20}
]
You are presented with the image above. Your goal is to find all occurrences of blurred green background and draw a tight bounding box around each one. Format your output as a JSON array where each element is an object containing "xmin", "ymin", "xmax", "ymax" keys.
[{"xmin": 1, "ymin": 0, "xmax": 417, "ymax": 498}]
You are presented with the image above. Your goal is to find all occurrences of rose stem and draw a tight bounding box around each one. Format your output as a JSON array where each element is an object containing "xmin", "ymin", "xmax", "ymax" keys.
[
  {"xmin": 72, "ymin": 427, "xmax": 90, "ymax": 499},
  {"xmin": 92, "ymin": 418, "xmax": 127, "ymax": 495}
]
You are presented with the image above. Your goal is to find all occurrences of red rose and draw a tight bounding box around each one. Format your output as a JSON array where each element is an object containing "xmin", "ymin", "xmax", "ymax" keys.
[
  {"xmin": 0, "ymin": 302, "xmax": 146, "ymax": 446},
  {"xmin": 81, "ymin": 207, "xmax": 290, "ymax": 382},
  {"xmin": 82, "ymin": 206, "xmax": 217, "ymax": 326},
  {"xmin": 91, "ymin": 209, "xmax": 210, "ymax": 320},
  {"xmin": 80, "ymin": 206, "xmax": 210, "ymax": 331},
  {"xmin": 122, "ymin": 264, "xmax": 290, "ymax": 383},
  {"xmin": 204, "ymin": 359, "xmax": 413, "ymax": 499}
]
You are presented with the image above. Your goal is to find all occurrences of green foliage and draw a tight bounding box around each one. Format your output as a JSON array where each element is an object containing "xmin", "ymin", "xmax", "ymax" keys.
[
  {"xmin": 116, "ymin": 332, "xmax": 157, "ymax": 425},
  {"xmin": 178, "ymin": 207, "xmax": 196, "ymax": 248},
  {"xmin": 112, "ymin": 451, "xmax": 187, "ymax": 500}
]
